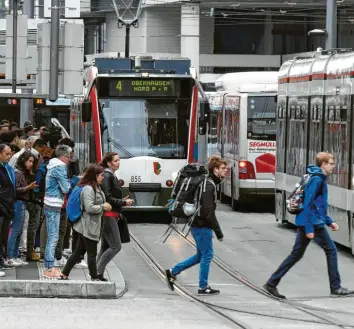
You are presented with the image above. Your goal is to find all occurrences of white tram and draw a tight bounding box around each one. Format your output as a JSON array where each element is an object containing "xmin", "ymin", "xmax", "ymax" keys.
[
  {"xmin": 275, "ymin": 49, "xmax": 354, "ymax": 253},
  {"xmin": 209, "ymin": 72, "xmax": 278, "ymax": 210}
]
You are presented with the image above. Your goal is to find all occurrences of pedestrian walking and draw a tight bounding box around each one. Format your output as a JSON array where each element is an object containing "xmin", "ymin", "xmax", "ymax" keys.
[
  {"xmin": 60, "ymin": 164, "xmax": 111, "ymax": 281},
  {"xmin": 97, "ymin": 152, "xmax": 134, "ymax": 281},
  {"xmin": 264, "ymin": 152, "xmax": 354, "ymax": 298},
  {"xmin": 165, "ymin": 155, "xmax": 227, "ymax": 296}
]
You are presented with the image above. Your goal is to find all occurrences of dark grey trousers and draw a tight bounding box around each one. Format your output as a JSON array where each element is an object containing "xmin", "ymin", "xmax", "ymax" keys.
[{"xmin": 97, "ymin": 216, "xmax": 122, "ymax": 275}]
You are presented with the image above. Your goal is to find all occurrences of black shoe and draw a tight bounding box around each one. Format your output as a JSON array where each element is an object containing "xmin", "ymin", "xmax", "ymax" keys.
[
  {"xmin": 165, "ymin": 269, "xmax": 176, "ymax": 291},
  {"xmin": 331, "ymin": 287, "xmax": 354, "ymax": 296},
  {"xmin": 263, "ymin": 283, "xmax": 286, "ymax": 299},
  {"xmin": 0, "ymin": 260, "xmax": 14, "ymax": 270},
  {"xmin": 59, "ymin": 275, "xmax": 69, "ymax": 280},
  {"xmin": 198, "ymin": 285, "xmax": 220, "ymax": 296},
  {"xmin": 98, "ymin": 274, "xmax": 108, "ymax": 282}
]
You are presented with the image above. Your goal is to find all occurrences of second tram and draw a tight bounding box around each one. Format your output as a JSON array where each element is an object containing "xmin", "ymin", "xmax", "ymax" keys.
[
  {"xmin": 275, "ymin": 49, "xmax": 354, "ymax": 253},
  {"xmin": 208, "ymin": 72, "xmax": 278, "ymax": 209}
]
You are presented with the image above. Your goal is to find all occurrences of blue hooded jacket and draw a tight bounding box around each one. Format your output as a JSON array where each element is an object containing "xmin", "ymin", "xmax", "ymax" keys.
[{"xmin": 295, "ymin": 165, "xmax": 333, "ymax": 234}]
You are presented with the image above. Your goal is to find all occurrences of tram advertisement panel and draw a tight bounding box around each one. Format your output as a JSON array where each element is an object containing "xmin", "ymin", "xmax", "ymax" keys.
[
  {"xmin": 247, "ymin": 95, "xmax": 277, "ymax": 174},
  {"xmin": 248, "ymin": 140, "xmax": 276, "ymax": 173}
]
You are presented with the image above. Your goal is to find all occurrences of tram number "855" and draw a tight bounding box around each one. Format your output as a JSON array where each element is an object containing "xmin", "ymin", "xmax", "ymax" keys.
[{"xmin": 131, "ymin": 176, "xmax": 142, "ymax": 183}]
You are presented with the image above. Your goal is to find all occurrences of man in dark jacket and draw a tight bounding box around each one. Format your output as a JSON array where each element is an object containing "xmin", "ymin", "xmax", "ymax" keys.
[
  {"xmin": 0, "ymin": 144, "xmax": 16, "ymax": 275},
  {"xmin": 264, "ymin": 152, "xmax": 354, "ymax": 298},
  {"xmin": 165, "ymin": 156, "xmax": 227, "ymax": 296}
]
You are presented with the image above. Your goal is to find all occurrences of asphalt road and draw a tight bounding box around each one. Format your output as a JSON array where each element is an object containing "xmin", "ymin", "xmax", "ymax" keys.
[{"xmin": 2, "ymin": 202, "xmax": 354, "ymax": 329}]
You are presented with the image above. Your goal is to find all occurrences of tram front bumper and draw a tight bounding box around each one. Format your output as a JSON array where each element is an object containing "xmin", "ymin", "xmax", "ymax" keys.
[{"xmin": 122, "ymin": 183, "xmax": 171, "ymax": 211}]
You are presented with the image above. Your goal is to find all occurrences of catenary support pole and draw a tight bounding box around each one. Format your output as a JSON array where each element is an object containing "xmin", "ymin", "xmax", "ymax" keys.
[
  {"xmin": 12, "ymin": 0, "xmax": 18, "ymax": 93},
  {"xmin": 325, "ymin": 0, "xmax": 337, "ymax": 49},
  {"xmin": 49, "ymin": 0, "xmax": 60, "ymax": 101},
  {"xmin": 21, "ymin": 0, "xmax": 35, "ymax": 126},
  {"xmin": 125, "ymin": 24, "xmax": 130, "ymax": 58}
]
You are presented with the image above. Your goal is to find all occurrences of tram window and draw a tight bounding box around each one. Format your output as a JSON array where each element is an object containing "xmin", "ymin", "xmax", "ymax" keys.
[
  {"xmin": 328, "ymin": 106, "xmax": 335, "ymax": 121},
  {"xmin": 295, "ymin": 106, "xmax": 300, "ymax": 119},
  {"xmin": 277, "ymin": 107, "xmax": 285, "ymax": 119},
  {"xmin": 300, "ymin": 106, "xmax": 306, "ymax": 119},
  {"xmin": 312, "ymin": 106, "xmax": 318, "ymax": 120},
  {"xmin": 290, "ymin": 106, "xmax": 296, "ymax": 119}
]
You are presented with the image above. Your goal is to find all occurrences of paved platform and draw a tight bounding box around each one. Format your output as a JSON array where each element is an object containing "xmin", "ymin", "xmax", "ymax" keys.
[{"xmin": 0, "ymin": 260, "xmax": 126, "ymax": 299}]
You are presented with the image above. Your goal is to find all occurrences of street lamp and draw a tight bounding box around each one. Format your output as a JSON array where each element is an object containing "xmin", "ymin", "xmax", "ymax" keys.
[{"xmin": 308, "ymin": 29, "xmax": 327, "ymax": 51}]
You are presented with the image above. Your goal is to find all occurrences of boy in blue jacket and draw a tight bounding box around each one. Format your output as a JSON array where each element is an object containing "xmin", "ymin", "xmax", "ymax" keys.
[{"xmin": 264, "ymin": 152, "xmax": 354, "ymax": 298}]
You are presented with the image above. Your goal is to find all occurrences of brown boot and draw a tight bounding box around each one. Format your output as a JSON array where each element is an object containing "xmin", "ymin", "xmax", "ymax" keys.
[{"xmin": 27, "ymin": 250, "xmax": 40, "ymax": 261}]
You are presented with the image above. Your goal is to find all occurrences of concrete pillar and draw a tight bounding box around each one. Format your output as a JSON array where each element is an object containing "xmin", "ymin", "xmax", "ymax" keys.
[
  {"xmin": 326, "ymin": 0, "xmax": 337, "ymax": 49},
  {"xmin": 264, "ymin": 14, "xmax": 273, "ymax": 55},
  {"xmin": 23, "ymin": 0, "xmax": 35, "ymax": 18},
  {"xmin": 181, "ymin": 4, "xmax": 200, "ymax": 76},
  {"xmin": 20, "ymin": 0, "xmax": 34, "ymax": 126}
]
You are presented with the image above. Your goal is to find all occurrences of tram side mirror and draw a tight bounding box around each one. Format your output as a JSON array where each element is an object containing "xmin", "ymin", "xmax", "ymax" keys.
[
  {"xmin": 274, "ymin": 95, "xmax": 278, "ymax": 103},
  {"xmin": 199, "ymin": 100, "xmax": 210, "ymax": 136},
  {"xmin": 199, "ymin": 118, "xmax": 207, "ymax": 136},
  {"xmin": 200, "ymin": 100, "xmax": 211, "ymax": 122},
  {"xmin": 82, "ymin": 101, "xmax": 92, "ymax": 122}
]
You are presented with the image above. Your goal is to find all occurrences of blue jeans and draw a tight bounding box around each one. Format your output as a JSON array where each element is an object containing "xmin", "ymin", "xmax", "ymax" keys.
[
  {"xmin": 44, "ymin": 209, "xmax": 60, "ymax": 269},
  {"xmin": 268, "ymin": 226, "xmax": 341, "ymax": 292},
  {"xmin": 7, "ymin": 201, "xmax": 26, "ymax": 259},
  {"xmin": 172, "ymin": 227, "xmax": 213, "ymax": 289}
]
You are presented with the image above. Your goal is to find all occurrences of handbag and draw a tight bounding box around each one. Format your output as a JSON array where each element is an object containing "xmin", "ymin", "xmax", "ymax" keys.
[{"xmin": 118, "ymin": 214, "xmax": 130, "ymax": 243}]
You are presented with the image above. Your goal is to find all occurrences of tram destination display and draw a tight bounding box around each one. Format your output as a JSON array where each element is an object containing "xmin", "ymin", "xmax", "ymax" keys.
[{"xmin": 101, "ymin": 78, "xmax": 179, "ymax": 97}]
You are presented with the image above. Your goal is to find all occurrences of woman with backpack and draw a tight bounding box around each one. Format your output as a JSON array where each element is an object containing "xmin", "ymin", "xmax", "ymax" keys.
[
  {"xmin": 97, "ymin": 152, "xmax": 134, "ymax": 280},
  {"xmin": 60, "ymin": 164, "xmax": 112, "ymax": 281},
  {"xmin": 7, "ymin": 151, "xmax": 38, "ymax": 266}
]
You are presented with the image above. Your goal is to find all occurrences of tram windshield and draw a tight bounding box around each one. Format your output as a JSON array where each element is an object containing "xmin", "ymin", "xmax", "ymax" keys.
[
  {"xmin": 247, "ymin": 96, "xmax": 276, "ymax": 141},
  {"xmin": 99, "ymin": 99, "xmax": 189, "ymax": 159}
]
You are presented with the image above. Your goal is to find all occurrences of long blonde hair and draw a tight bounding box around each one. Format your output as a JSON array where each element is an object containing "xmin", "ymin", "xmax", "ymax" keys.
[{"xmin": 16, "ymin": 138, "xmax": 26, "ymax": 149}]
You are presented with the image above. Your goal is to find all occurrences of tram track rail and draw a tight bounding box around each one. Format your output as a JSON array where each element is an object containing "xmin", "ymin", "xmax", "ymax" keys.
[
  {"xmin": 129, "ymin": 232, "xmax": 249, "ymax": 329},
  {"xmin": 163, "ymin": 225, "xmax": 354, "ymax": 328},
  {"xmin": 129, "ymin": 229, "xmax": 354, "ymax": 328}
]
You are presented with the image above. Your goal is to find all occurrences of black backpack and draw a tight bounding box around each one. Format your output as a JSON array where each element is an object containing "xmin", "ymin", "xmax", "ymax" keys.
[{"xmin": 168, "ymin": 163, "xmax": 209, "ymax": 219}]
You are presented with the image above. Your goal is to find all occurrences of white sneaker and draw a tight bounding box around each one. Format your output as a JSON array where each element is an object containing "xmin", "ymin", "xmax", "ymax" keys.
[
  {"xmin": 74, "ymin": 260, "xmax": 88, "ymax": 268},
  {"xmin": 0, "ymin": 270, "xmax": 5, "ymax": 277},
  {"xmin": 7, "ymin": 259, "xmax": 22, "ymax": 267},
  {"xmin": 54, "ymin": 258, "xmax": 67, "ymax": 267},
  {"xmin": 16, "ymin": 258, "xmax": 29, "ymax": 266}
]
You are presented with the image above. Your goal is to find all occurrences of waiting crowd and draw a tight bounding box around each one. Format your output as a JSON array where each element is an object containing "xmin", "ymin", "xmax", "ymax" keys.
[{"xmin": 0, "ymin": 119, "xmax": 133, "ymax": 279}]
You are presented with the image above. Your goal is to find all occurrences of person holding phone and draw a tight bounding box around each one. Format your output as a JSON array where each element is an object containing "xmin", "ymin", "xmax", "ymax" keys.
[{"xmin": 7, "ymin": 151, "xmax": 38, "ymax": 266}]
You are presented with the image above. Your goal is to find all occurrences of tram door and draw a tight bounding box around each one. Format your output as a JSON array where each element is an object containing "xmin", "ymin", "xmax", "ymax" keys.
[
  {"xmin": 0, "ymin": 97, "xmax": 20, "ymax": 123},
  {"xmin": 33, "ymin": 98, "xmax": 70, "ymax": 133}
]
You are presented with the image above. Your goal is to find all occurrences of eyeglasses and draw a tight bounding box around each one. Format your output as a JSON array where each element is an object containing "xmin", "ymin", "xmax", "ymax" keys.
[{"xmin": 327, "ymin": 162, "xmax": 335, "ymax": 166}]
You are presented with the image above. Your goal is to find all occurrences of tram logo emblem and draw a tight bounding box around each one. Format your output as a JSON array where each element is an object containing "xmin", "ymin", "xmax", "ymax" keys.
[{"xmin": 153, "ymin": 162, "xmax": 162, "ymax": 175}]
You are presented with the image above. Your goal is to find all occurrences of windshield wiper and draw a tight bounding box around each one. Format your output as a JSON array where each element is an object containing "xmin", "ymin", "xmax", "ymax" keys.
[{"xmin": 107, "ymin": 138, "xmax": 135, "ymax": 158}]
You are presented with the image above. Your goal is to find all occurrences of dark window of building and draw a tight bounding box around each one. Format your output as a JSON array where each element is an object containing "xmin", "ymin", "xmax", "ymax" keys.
[{"xmin": 214, "ymin": 11, "xmax": 265, "ymax": 55}]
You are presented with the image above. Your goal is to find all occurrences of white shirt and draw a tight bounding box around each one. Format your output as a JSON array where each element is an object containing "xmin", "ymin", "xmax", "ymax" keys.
[{"xmin": 9, "ymin": 148, "xmax": 39, "ymax": 168}]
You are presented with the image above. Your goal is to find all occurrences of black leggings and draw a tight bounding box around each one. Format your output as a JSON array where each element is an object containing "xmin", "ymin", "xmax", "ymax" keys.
[{"xmin": 62, "ymin": 232, "xmax": 98, "ymax": 279}]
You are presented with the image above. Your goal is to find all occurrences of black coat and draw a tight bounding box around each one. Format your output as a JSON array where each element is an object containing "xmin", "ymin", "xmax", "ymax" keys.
[
  {"xmin": 191, "ymin": 175, "xmax": 224, "ymax": 240},
  {"xmin": 101, "ymin": 169, "xmax": 126, "ymax": 213}
]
